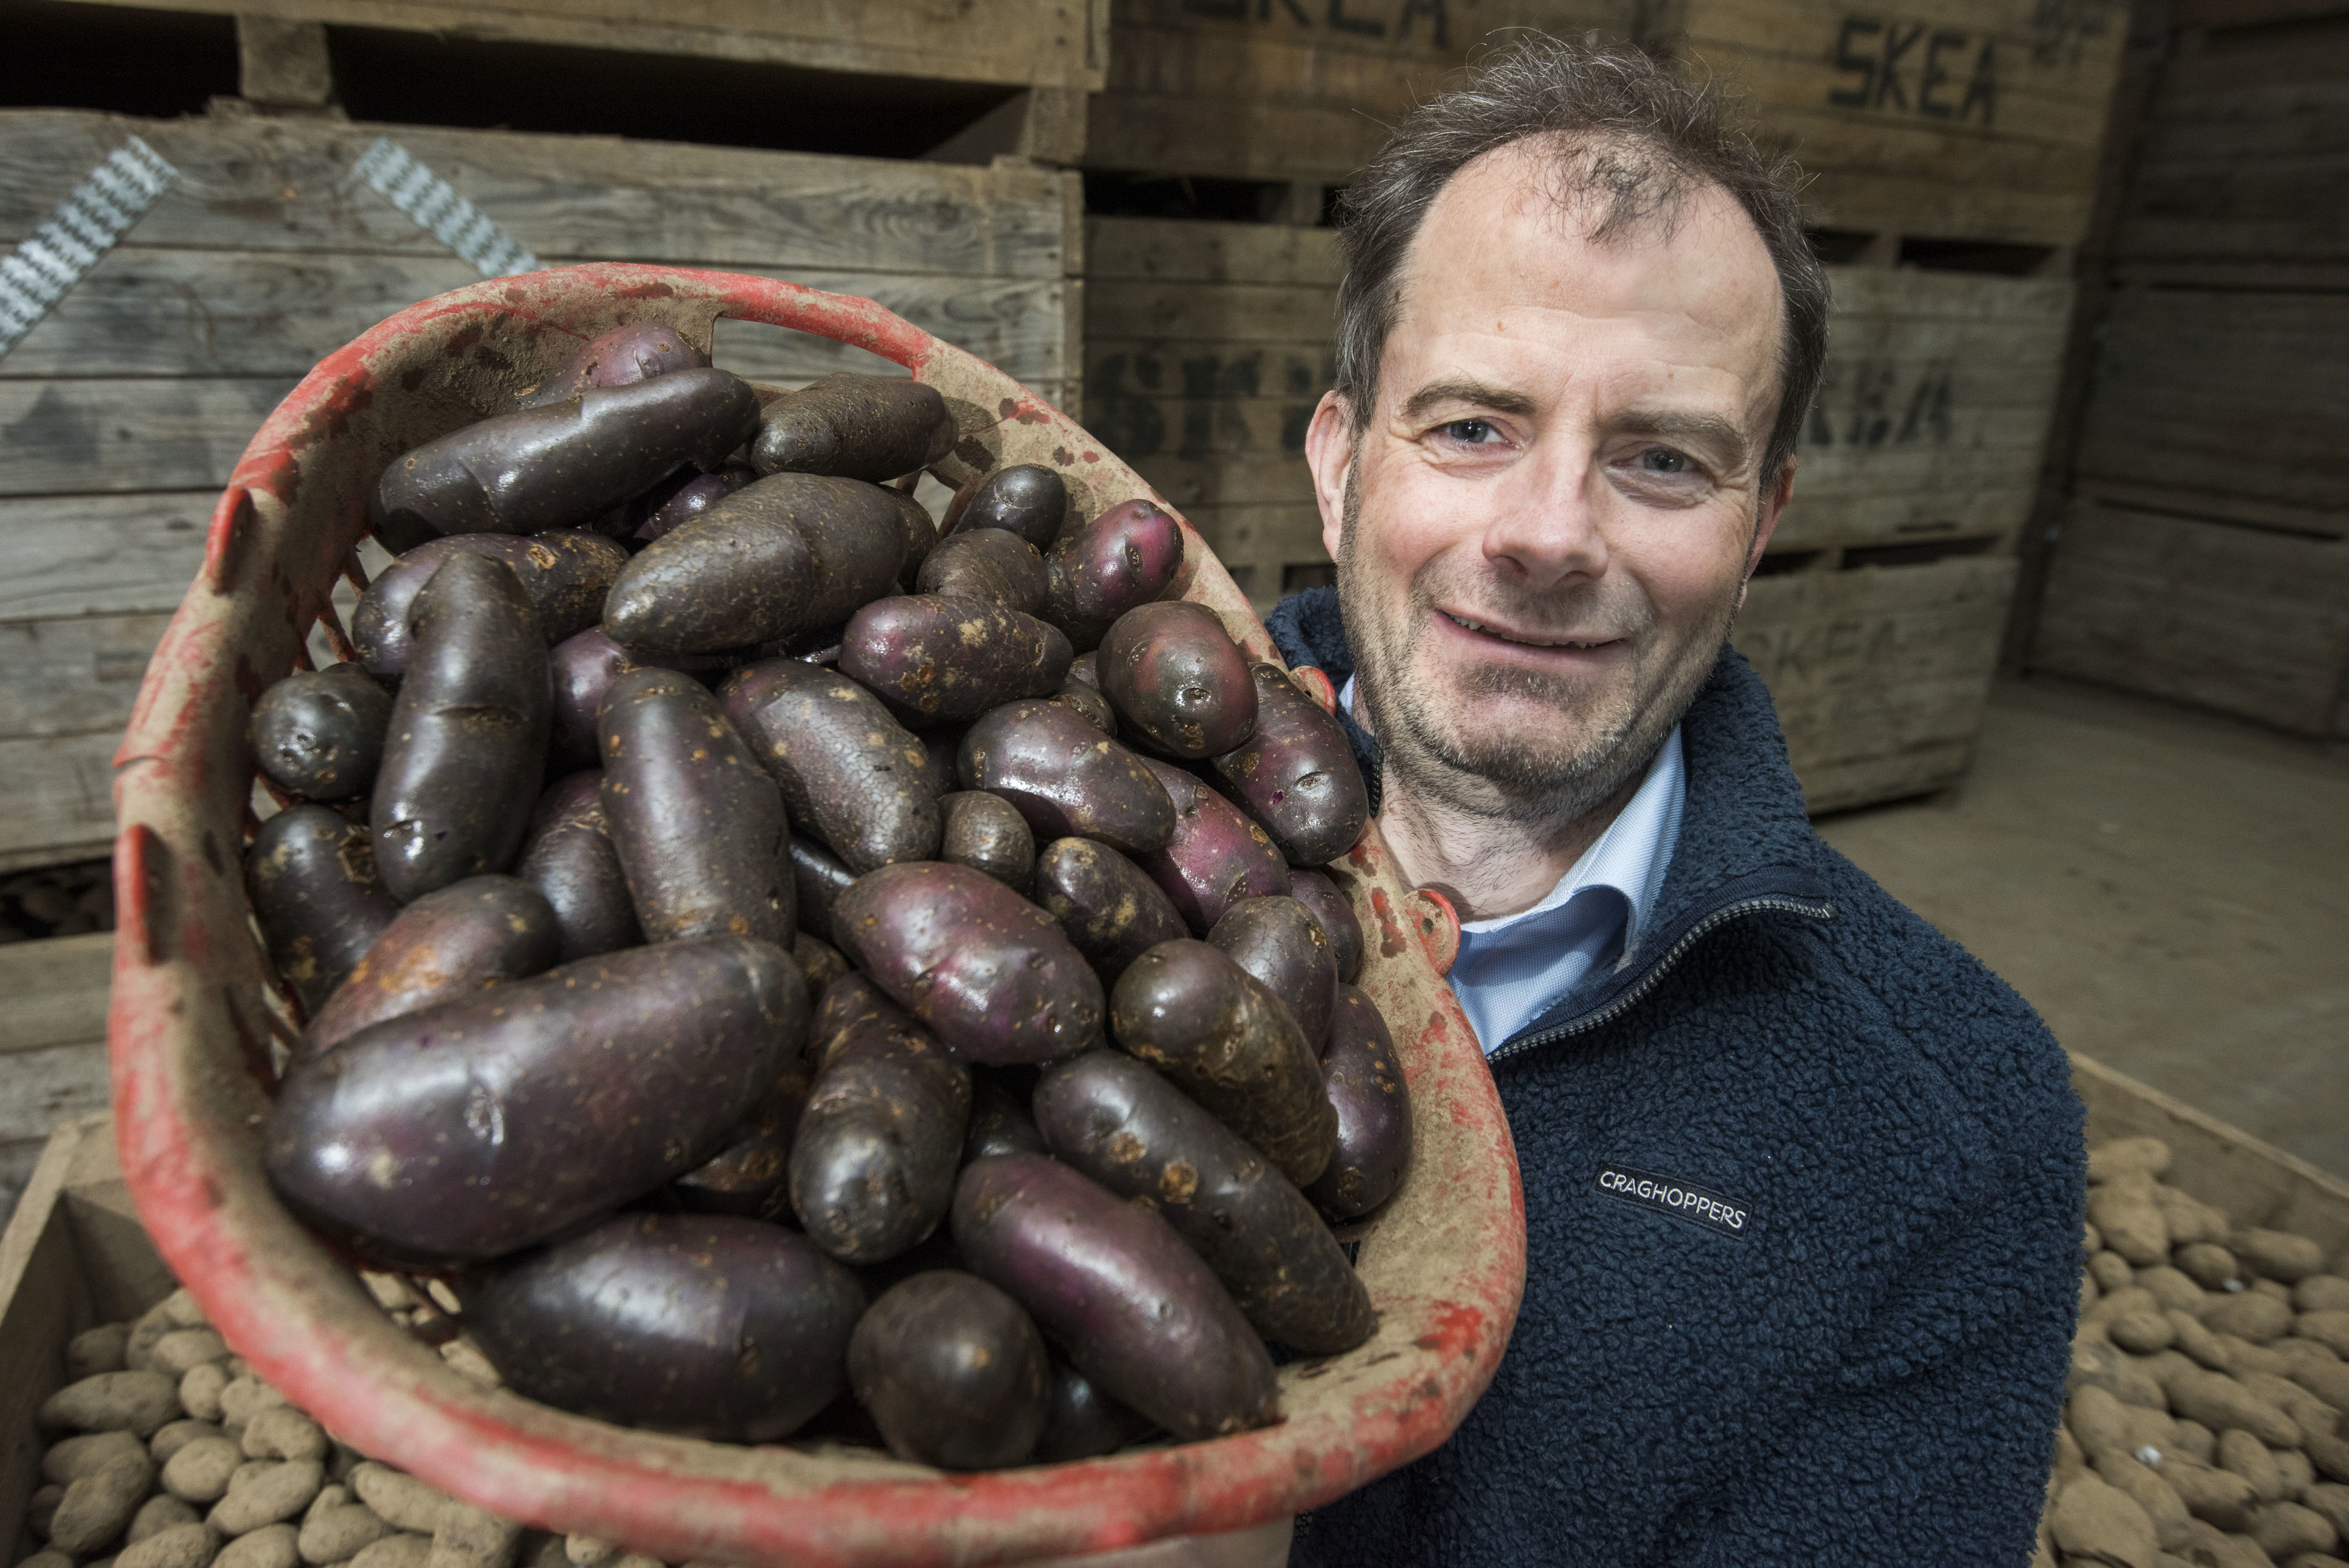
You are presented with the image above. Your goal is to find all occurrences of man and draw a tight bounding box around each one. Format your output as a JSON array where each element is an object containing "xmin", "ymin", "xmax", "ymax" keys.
[{"xmin": 1259, "ymin": 37, "xmax": 2085, "ymax": 1565}]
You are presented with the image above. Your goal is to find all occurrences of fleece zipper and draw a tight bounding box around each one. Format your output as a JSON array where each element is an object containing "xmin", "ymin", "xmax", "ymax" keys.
[{"xmin": 1487, "ymin": 891, "xmax": 1837, "ymax": 1063}]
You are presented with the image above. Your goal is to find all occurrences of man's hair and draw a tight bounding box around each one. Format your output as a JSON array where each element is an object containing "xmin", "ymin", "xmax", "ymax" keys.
[{"xmin": 1331, "ymin": 36, "xmax": 1829, "ymax": 482}]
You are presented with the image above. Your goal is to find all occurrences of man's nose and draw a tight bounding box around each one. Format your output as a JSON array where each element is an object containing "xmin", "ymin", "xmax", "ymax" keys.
[{"xmin": 1478, "ymin": 441, "xmax": 1609, "ymax": 590}]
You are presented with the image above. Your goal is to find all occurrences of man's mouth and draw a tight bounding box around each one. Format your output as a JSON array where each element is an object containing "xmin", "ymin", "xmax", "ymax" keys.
[{"xmin": 1439, "ymin": 610, "xmax": 1617, "ymax": 651}]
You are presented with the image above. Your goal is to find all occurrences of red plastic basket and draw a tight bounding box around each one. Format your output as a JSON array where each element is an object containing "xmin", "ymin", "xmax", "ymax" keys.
[{"xmin": 106, "ymin": 264, "xmax": 1523, "ymax": 1567}]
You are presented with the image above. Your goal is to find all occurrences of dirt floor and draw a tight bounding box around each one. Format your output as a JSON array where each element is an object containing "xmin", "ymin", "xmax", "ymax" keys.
[{"xmin": 1816, "ymin": 674, "xmax": 2349, "ymax": 1180}]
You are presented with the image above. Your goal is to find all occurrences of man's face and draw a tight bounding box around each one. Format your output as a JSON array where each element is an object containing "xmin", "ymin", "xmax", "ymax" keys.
[{"xmin": 1307, "ymin": 139, "xmax": 1794, "ymax": 820}]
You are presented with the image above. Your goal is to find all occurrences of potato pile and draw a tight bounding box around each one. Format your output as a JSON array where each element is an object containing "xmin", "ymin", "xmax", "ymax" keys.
[
  {"xmin": 2042, "ymin": 1137, "xmax": 2349, "ymax": 1568},
  {"xmin": 20, "ymin": 1283, "xmax": 714, "ymax": 1568},
  {"xmin": 237, "ymin": 322, "xmax": 1407, "ymax": 1471}
]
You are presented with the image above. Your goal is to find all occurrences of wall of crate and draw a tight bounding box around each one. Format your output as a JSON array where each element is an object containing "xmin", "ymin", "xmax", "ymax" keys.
[{"xmin": 2031, "ymin": 0, "xmax": 2349, "ymax": 737}]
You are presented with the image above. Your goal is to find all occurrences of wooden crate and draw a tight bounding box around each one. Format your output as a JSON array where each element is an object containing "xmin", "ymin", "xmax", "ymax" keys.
[
  {"xmin": 1084, "ymin": 215, "xmax": 1339, "ymax": 608},
  {"xmin": 1649, "ymin": 0, "xmax": 2131, "ymax": 250},
  {"xmin": 2031, "ymin": 500, "xmax": 2349, "ymax": 738},
  {"xmin": 2070, "ymin": 287, "xmax": 2349, "ymax": 539},
  {"xmin": 0, "ymin": 936, "xmax": 113, "ymax": 1233},
  {"xmin": 0, "ymin": 106, "xmax": 1082, "ymax": 873},
  {"xmin": 1086, "ymin": 214, "xmax": 2066, "ymax": 607},
  {"xmin": 1085, "ymin": 0, "xmax": 1631, "ymax": 189},
  {"xmin": 2073, "ymin": 1050, "xmax": 2349, "ymax": 1263},
  {"xmin": 38, "ymin": 0, "xmax": 1109, "ymax": 94},
  {"xmin": 1776, "ymin": 266, "xmax": 2072, "ymax": 557},
  {"xmin": 1, "ymin": 1116, "xmax": 183, "ymax": 1560},
  {"xmin": 2110, "ymin": 2, "xmax": 2349, "ymax": 287},
  {"xmin": 1732, "ymin": 552, "xmax": 2018, "ymax": 813}
]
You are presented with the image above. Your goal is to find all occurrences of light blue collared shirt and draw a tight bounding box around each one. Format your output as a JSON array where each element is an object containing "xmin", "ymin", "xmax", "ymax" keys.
[{"xmin": 1340, "ymin": 677, "xmax": 1687, "ymax": 1054}]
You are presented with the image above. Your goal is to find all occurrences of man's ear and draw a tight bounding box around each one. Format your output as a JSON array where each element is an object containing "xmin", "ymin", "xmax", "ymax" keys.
[
  {"xmin": 1304, "ymin": 391, "xmax": 1356, "ymax": 562},
  {"xmin": 1736, "ymin": 455, "xmax": 1798, "ymax": 613}
]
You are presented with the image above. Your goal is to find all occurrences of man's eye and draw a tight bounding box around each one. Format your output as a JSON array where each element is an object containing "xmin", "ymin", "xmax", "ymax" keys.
[
  {"xmin": 1638, "ymin": 447, "xmax": 1694, "ymax": 474},
  {"xmin": 1439, "ymin": 419, "xmax": 1498, "ymax": 444}
]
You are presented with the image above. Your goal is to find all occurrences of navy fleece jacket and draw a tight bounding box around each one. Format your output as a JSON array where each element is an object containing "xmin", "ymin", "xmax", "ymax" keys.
[{"xmin": 1266, "ymin": 587, "xmax": 2085, "ymax": 1568}]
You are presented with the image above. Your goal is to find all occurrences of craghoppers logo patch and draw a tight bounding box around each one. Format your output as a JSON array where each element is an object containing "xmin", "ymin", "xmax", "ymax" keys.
[{"xmin": 1594, "ymin": 1163, "xmax": 1754, "ymax": 1240}]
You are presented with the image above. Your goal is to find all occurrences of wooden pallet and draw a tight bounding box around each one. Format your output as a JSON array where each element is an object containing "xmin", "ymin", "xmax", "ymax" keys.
[
  {"xmin": 2031, "ymin": 500, "xmax": 2349, "ymax": 738},
  {"xmin": 1649, "ymin": 0, "xmax": 2132, "ymax": 250},
  {"xmin": 36, "ymin": 0, "xmax": 1109, "ymax": 94},
  {"xmin": 1733, "ymin": 552, "xmax": 2018, "ymax": 813},
  {"xmin": 1085, "ymin": 0, "xmax": 1633, "ymax": 188},
  {"xmin": 0, "ymin": 106, "xmax": 1083, "ymax": 873}
]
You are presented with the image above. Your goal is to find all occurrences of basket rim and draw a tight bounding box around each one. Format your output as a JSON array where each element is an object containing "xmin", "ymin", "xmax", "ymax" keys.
[{"xmin": 105, "ymin": 261, "xmax": 1525, "ymax": 1567}]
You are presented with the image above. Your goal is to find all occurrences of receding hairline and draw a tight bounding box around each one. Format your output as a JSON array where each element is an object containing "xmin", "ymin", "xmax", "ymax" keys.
[{"xmin": 1365, "ymin": 134, "xmax": 1793, "ymax": 451}]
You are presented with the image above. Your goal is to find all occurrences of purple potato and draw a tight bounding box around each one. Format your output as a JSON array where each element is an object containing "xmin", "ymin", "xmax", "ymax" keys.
[
  {"xmin": 789, "ymin": 836, "xmax": 857, "ymax": 939},
  {"xmin": 354, "ymin": 531, "xmax": 629, "ymax": 678},
  {"xmin": 1034, "ymin": 1360, "xmax": 1157, "ymax": 1462},
  {"xmin": 462, "ymin": 1212, "xmax": 862, "ymax": 1442},
  {"xmin": 848, "ymin": 1271, "xmax": 1050, "ymax": 1469},
  {"xmin": 839, "ymin": 595, "xmax": 1072, "ymax": 725},
  {"xmin": 298, "ymin": 875, "xmax": 560, "ymax": 1060},
  {"xmin": 545, "ymin": 631, "xmax": 736, "ymax": 775},
  {"xmin": 1098, "ymin": 601, "xmax": 1258, "ymax": 760},
  {"xmin": 1036, "ymin": 1050, "xmax": 1373, "ymax": 1354},
  {"xmin": 793, "ymin": 931, "xmax": 851, "ymax": 997},
  {"xmin": 1288, "ymin": 868, "xmax": 1364, "ymax": 984},
  {"xmin": 371, "ymin": 369, "xmax": 759, "ymax": 552},
  {"xmin": 268, "ymin": 935, "xmax": 806, "ymax": 1266},
  {"xmin": 246, "ymin": 804, "xmax": 401, "ymax": 1015},
  {"xmin": 515, "ymin": 771, "xmax": 643, "ymax": 963},
  {"xmin": 882, "ymin": 485, "xmax": 941, "ymax": 585},
  {"xmin": 1207, "ymin": 895, "xmax": 1336, "ymax": 1052},
  {"xmin": 938, "ymin": 790, "xmax": 1036, "ymax": 897},
  {"xmin": 830, "ymin": 862, "xmax": 1103, "ymax": 1065},
  {"xmin": 629, "ymin": 462, "xmax": 753, "ymax": 544},
  {"xmin": 951, "ymin": 1154, "xmax": 1278, "ymax": 1442},
  {"xmin": 1135, "ymin": 757, "xmax": 1291, "ymax": 931},
  {"xmin": 963, "ymin": 1071, "xmax": 1048, "ymax": 1164},
  {"xmin": 1108, "ymin": 939, "xmax": 1335, "ymax": 1189},
  {"xmin": 672, "ymin": 1057, "xmax": 816, "ymax": 1223},
  {"xmin": 1305, "ymin": 984, "xmax": 1412, "ymax": 1221},
  {"xmin": 599, "ymin": 666, "xmax": 791, "ymax": 944},
  {"xmin": 603, "ymin": 472, "xmax": 906, "ymax": 656},
  {"xmin": 750, "ymin": 372, "xmax": 955, "ymax": 483},
  {"xmin": 915, "ymin": 527, "xmax": 1049, "ymax": 616},
  {"xmin": 370, "ymin": 554, "xmax": 550, "ymax": 900},
  {"xmin": 1048, "ymin": 674, "xmax": 1116, "ymax": 737},
  {"xmin": 517, "ymin": 320, "xmax": 708, "ymax": 409},
  {"xmin": 790, "ymin": 973, "xmax": 972, "ymax": 1263},
  {"xmin": 956, "ymin": 699, "xmax": 1176, "ymax": 856},
  {"xmin": 251, "ymin": 664, "xmax": 393, "ymax": 803},
  {"xmin": 1211, "ymin": 663, "xmax": 1370, "ymax": 865},
  {"xmin": 917, "ymin": 730, "xmax": 962, "ymax": 796},
  {"xmin": 1045, "ymin": 500, "xmax": 1186, "ymax": 651},
  {"xmin": 949, "ymin": 464, "xmax": 1066, "ymax": 550},
  {"xmin": 1031, "ymin": 837, "xmax": 1187, "ymax": 984},
  {"xmin": 719, "ymin": 658, "xmax": 940, "ymax": 874}
]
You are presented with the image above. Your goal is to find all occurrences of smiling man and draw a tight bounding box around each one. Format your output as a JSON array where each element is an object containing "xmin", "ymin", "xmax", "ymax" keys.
[{"xmin": 1265, "ymin": 38, "xmax": 2085, "ymax": 1567}]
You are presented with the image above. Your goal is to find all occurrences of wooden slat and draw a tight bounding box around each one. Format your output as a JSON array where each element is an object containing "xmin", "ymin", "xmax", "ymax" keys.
[
  {"xmin": 0, "ymin": 111, "xmax": 1070, "ymax": 279},
  {"xmin": 1733, "ymin": 555, "xmax": 2017, "ymax": 812},
  {"xmin": 0, "ymin": 934, "xmax": 114, "ymax": 1057},
  {"xmin": 2074, "ymin": 287, "xmax": 2349, "ymax": 522},
  {"xmin": 0, "ymin": 1116, "xmax": 105, "ymax": 1535},
  {"xmin": 0, "ymin": 379, "xmax": 299, "ymax": 498},
  {"xmin": 0, "ymin": 1042, "xmax": 110, "ymax": 1146},
  {"xmin": 1085, "ymin": 279, "xmax": 1339, "ymax": 345},
  {"xmin": 0, "ymin": 494, "xmax": 213, "ymax": 622},
  {"xmin": 40, "ymin": 0, "xmax": 1109, "ymax": 91},
  {"xmin": 2031, "ymin": 502, "xmax": 2349, "ymax": 737},
  {"xmin": 1771, "ymin": 483, "xmax": 2030, "ymax": 553},
  {"xmin": 0, "ymin": 613, "xmax": 173, "ymax": 742},
  {"xmin": 1087, "ymin": 217, "xmax": 1343, "ymax": 287},
  {"xmin": 2, "ymin": 249, "xmax": 1072, "ymax": 385},
  {"xmin": 0, "ymin": 732, "xmax": 120, "ymax": 874}
]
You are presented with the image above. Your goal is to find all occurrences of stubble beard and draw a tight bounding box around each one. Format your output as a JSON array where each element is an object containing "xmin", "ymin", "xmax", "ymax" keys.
[{"xmin": 1334, "ymin": 464, "xmax": 1742, "ymax": 829}]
